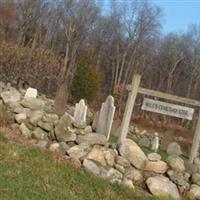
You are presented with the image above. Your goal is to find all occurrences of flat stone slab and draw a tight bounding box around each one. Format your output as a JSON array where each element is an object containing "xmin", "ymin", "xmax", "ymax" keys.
[{"xmin": 1, "ymin": 89, "xmax": 21, "ymax": 103}]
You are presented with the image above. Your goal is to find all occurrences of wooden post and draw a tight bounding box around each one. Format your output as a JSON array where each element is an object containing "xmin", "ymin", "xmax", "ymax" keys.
[
  {"xmin": 189, "ymin": 111, "xmax": 200, "ymax": 163},
  {"xmin": 118, "ymin": 74, "xmax": 141, "ymax": 143}
]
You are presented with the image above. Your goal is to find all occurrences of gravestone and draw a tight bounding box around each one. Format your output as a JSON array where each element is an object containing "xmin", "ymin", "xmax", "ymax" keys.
[
  {"xmin": 151, "ymin": 132, "xmax": 159, "ymax": 152},
  {"xmin": 73, "ymin": 99, "xmax": 87, "ymax": 128},
  {"xmin": 97, "ymin": 96, "xmax": 116, "ymax": 140},
  {"xmin": 24, "ymin": 87, "xmax": 38, "ymax": 99}
]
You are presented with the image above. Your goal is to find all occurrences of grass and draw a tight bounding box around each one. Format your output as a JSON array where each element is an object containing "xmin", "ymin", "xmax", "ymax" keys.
[{"xmin": 0, "ymin": 131, "xmax": 173, "ymax": 200}]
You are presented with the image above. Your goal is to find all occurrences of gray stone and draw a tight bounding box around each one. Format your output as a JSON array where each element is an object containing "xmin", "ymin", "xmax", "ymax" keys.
[
  {"xmin": 1, "ymin": 89, "xmax": 21, "ymax": 103},
  {"xmin": 21, "ymin": 98, "xmax": 45, "ymax": 110},
  {"xmin": 83, "ymin": 159, "xmax": 100, "ymax": 175},
  {"xmin": 167, "ymin": 142, "xmax": 182, "ymax": 157},
  {"xmin": 76, "ymin": 133, "xmax": 107, "ymax": 146},
  {"xmin": 87, "ymin": 146, "xmax": 106, "ymax": 166},
  {"xmin": 167, "ymin": 156, "xmax": 185, "ymax": 172},
  {"xmin": 145, "ymin": 160, "xmax": 168, "ymax": 174},
  {"xmin": 49, "ymin": 143, "xmax": 60, "ymax": 152},
  {"xmin": 148, "ymin": 153, "xmax": 161, "ymax": 161},
  {"xmin": 96, "ymin": 96, "xmax": 115, "ymax": 140},
  {"xmin": 104, "ymin": 149, "xmax": 115, "ymax": 167},
  {"xmin": 59, "ymin": 142, "xmax": 70, "ymax": 153},
  {"xmin": 124, "ymin": 167, "xmax": 143, "ymax": 183},
  {"xmin": 13, "ymin": 106, "xmax": 31, "ymax": 115},
  {"xmin": 106, "ymin": 168, "xmax": 123, "ymax": 182},
  {"xmin": 139, "ymin": 137, "xmax": 151, "ymax": 148},
  {"xmin": 119, "ymin": 139, "xmax": 147, "ymax": 169},
  {"xmin": 167, "ymin": 170, "xmax": 190, "ymax": 191},
  {"xmin": 54, "ymin": 113, "xmax": 75, "ymax": 142},
  {"xmin": 29, "ymin": 110, "xmax": 44, "ymax": 126},
  {"xmin": 187, "ymin": 184, "xmax": 200, "ymax": 200},
  {"xmin": 42, "ymin": 113, "xmax": 59, "ymax": 123},
  {"xmin": 67, "ymin": 144, "xmax": 90, "ymax": 160},
  {"xmin": 32, "ymin": 127, "xmax": 48, "ymax": 140},
  {"xmin": 192, "ymin": 173, "xmax": 200, "ymax": 186},
  {"xmin": 19, "ymin": 123, "xmax": 31, "ymax": 138},
  {"xmin": 38, "ymin": 121, "xmax": 54, "ymax": 132},
  {"xmin": 116, "ymin": 156, "xmax": 130, "ymax": 167},
  {"xmin": 73, "ymin": 99, "xmax": 87, "ymax": 128},
  {"xmin": 146, "ymin": 176, "xmax": 180, "ymax": 200},
  {"xmin": 114, "ymin": 164, "xmax": 125, "ymax": 174},
  {"xmin": 123, "ymin": 178, "xmax": 135, "ymax": 189},
  {"xmin": 15, "ymin": 113, "xmax": 27, "ymax": 124},
  {"xmin": 35, "ymin": 140, "xmax": 48, "ymax": 149}
]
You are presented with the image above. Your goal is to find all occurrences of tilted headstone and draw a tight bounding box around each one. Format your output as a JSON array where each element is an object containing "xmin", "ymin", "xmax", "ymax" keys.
[
  {"xmin": 151, "ymin": 132, "xmax": 159, "ymax": 152},
  {"xmin": 96, "ymin": 96, "xmax": 116, "ymax": 140},
  {"xmin": 73, "ymin": 99, "xmax": 87, "ymax": 128},
  {"xmin": 167, "ymin": 142, "xmax": 182, "ymax": 157},
  {"xmin": 24, "ymin": 87, "xmax": 38, "ymax": 98}
]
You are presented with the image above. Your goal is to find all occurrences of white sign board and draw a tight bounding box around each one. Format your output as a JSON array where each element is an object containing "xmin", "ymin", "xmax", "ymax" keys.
[{"xmin": 142, "ymin": 98, "xmax": 194, "ymax": 120}]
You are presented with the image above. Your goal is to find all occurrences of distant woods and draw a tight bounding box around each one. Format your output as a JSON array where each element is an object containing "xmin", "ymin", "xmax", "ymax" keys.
[{"xmin": 0, "ymin": 0, "xmax": 200, "ymax": 109}]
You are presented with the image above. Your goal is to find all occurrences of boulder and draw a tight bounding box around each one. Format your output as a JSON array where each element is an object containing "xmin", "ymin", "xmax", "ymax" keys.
[
  {"xmin": 13, "ymin": 106, "xmax": 31, "ymax": 115},
  {"xmin": 19, "ymin": 123, "xmax": 31, "ymax": 138},
  {"xmin": 116, "ymin": 156, "xmax": 130, "ymax": 167},
  {"xmin": 145, "ymin": 160, "xmax": 168, "ymax": 174},
  {"xmin": 114, "ymin": 164, "xmax": 125, "ymax": 174},
  {"xmin": 76, "ymin": 133, "xmax": 107, "ymax": 146},
  {"xmin": 167, "ymin": 156, "xmax": 185, "ymax": 172},
  {"xmin": 67, "ymin": 144, "xmax": 90, "ymax": 160},
  {"xmin": 146, "ymin": 176, "xmax": 180, "ymax": 200},
  {"xmin": 192, "ymin": 173, "xmax": 200, "ymax": 186},
  {"xmin": 147, "ymin": 153, "xmax": 161, "ymax": 161},
  {"xmin": 42, "ymin": 113, "xmax": 59, "ymax": 123},
  {"xmin": 123, "ymin": 178, "xmax": 135, "ymax": 190},
  {"xmin": 21, "ymin": 98, "xmax": 45, "ymax": 110},
  {"xmin": 119, "ymin": 139, "xmax": 147, "ymax": 169},
  {"xmin": 187, "ymin": 184, "xmax": 200, "ymax": 200},
  {"xmin": 15, "ymin": 113, "xmax": 27, "ymax": 124},
  {"xmin": 167, "ymin": 170, "xmax": 190, "ymax": 191},
  {"xmin": 106, "ymin": 168, "xmax": 123, "ymax": 183},
  {"xmin": 32, "ymin": 127, "xmax": 48, "ymax": 140},
  {"xmin": 54, "ymin": 113, "xmax": 75, "ymax": 142},
  {"xmin": 29, "ymin": 110, "xmax": 44, "ymax": 126},
  {"xmin": 86, "ymin": 146, "xmax": 107, "ymax": 166},
  {"xmin": 35, "ymin": 140, "xmax": 48, "ymax": 149},
  {"xmin": 104, "ymin": 149, "xmax": 115, "ymax": 167},
  {"xmin": 38, "ymin": 121, "xmax": 54, "ymax": 132},
  {"xmin": 139, "ymin": 137, "xmax": 151, "ymax": 148},
  {"xmin": 125, "ymin": 167, "xmax": 143, "ymax": 183},
  {"xmin": 1, "ymin": 89, "xmax": 21, "ymax": 104},
  {"xmin": 167, "ymin": 142, "xmax": 182, "ymax": 157},
  {"xmin": 83, "ymin": 159, "xmax": 100, "ymax": 175}
]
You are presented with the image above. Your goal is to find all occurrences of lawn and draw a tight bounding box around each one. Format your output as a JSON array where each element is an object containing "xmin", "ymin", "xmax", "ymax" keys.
[{"xmin": 0, "ymin": 132, "xmax": 172, "ymax": 200}]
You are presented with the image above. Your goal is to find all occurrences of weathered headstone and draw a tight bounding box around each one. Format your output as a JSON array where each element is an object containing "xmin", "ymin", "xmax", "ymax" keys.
[
  {"xmin": 151, "ymin": 132, "xmax": 159, "ymax": 152},
  {"xmin": 24, "ymin": 87, "xmax": 38, "ymax": 98},
  {"xmin": 96, "ymin": 96, "xmax": 116, "ymax": 140},
  {"xmin": 73, "ymin": 99, "xmax": 87, "ymax": 128},
  {"xmin": 1, "ymin": 89, "xmax": 21, "ymax": 103},
  {"xmin": 167, "ymin": 142, "xmax": 182, "ymax": 157}
]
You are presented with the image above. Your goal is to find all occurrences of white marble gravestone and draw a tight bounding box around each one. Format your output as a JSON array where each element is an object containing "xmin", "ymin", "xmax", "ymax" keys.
[
  {"xmin": 73, "ymin": 99, "xmax": 87, "ymax": 128},
  {"xmin": 97, "ymin": 96, "xmax": 116, "ymax": 140},
  {"xmin": 24, "ymin": 87, "xmax": 38, "ymax": 99},
  {"xmin": 151, "ymin": 132, "xmax": 159, "ymax": 152}
]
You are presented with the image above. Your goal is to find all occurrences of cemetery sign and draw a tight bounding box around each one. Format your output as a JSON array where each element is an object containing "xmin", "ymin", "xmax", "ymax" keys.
[{"xmin": 142, "ymin": 98, "xmax": 194, "ymax": 120}]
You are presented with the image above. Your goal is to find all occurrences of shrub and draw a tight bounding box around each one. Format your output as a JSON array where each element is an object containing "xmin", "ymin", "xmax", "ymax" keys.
[
  {"xmin": 0, "ymin": 41, "xmax": 63, "ymax": 96},
  {"xmin": 70, "ymin": 58, "xmax": 100, "ymax": 103}
]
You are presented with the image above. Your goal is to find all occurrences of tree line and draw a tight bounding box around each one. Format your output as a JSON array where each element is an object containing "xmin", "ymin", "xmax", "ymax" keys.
[{"xmin": 0, "ymin": 0, "xmax": 200, "ymax": 117}]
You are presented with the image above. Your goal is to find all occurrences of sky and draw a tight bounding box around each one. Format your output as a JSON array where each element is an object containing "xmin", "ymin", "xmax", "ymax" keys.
[{"xmin": 152, "ymin": 0, "xmax": 200, "ymax": 34}]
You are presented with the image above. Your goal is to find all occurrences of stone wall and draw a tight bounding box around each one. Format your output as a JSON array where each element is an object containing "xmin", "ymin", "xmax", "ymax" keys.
[{"xmin": 1, "ymin": 82, "xmax": 200, "ymax": 200}]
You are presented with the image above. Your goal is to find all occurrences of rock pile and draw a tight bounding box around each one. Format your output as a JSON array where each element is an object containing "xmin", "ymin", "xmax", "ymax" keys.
[{"xmin": 1, "ymin": 82, "xmax": 200, "ymax": 199}]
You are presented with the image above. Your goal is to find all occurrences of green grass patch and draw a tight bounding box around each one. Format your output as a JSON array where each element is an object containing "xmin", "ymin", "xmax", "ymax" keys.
[{"xmin": 0, "ymin": 132, "xmax": 172, "ymax": 200}]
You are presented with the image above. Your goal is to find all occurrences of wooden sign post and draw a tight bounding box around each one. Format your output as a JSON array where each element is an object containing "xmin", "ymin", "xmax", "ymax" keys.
[{"xmin": 118, "ymin": 74, "xmax": 200, "ymax": 163}]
